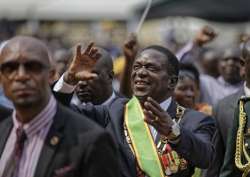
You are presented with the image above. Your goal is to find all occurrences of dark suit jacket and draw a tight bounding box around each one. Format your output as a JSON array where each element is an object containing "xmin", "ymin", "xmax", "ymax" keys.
[
  {"xmin": 0, "ymin": 103, "xmax": 119, "ymax": 177},
  {"xmin": 204, "ymin": 88, "xmax": 244, "ymax": 177},
  {"xmin": 73, "ymin": 97, "xmax": 215, "ymax": 177},
  {"xmin": 0, "ymin": 105, "xmax": 12, "ymax": 122}
]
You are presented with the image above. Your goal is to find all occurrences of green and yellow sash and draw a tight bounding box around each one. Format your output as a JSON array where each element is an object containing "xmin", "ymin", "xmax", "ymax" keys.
[{"xmin": 125, "ymin": 96, "xmax": 165, "ymax": 177}]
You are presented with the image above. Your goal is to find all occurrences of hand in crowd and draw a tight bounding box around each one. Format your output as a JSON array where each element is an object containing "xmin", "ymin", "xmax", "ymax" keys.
[
  {"xmin": 123, "ymin": 33, "xmax": 138, "ymax": 63},
  {"xmin": 194, "ymin": 25, "xmax": 217, "ymax": 46},
  {"xmin": 143, "ymin": 97, "xmax": 174, "ymax": 137},
  {"xmin": 64, "ymin": 42, "xmax": 101, "ymax": 85}
]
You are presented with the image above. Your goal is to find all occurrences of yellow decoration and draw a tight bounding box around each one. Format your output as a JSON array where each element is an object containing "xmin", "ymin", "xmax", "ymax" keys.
[{"xmin": 235, "ymin": 99, "xmax": 250, "ymax": 177}]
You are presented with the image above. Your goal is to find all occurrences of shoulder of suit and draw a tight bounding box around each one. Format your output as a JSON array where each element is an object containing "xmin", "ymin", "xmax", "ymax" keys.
[
  {"xmin": 0, "ymin": 106, "xmax": 12, "ymax": 122},
  {"xmin": 184, "ymin": 108, "xmax": 214, "ymax": 122},
  {"xmin": 216, "ymin": 90, "xmax": 243, "ymax": 108},
  {"xmin": 57, "ymin": 104, "xmax": 104, "ymax": 133},
  {"xmin": 109, "ymin": 97, "xmax": 129, "ymax": 107}
]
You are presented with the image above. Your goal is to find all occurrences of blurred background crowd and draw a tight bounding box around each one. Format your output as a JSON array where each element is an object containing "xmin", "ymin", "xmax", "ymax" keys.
[{"xmin": 0, "ymin": 0, "xmax": 250, "ymax": 114}]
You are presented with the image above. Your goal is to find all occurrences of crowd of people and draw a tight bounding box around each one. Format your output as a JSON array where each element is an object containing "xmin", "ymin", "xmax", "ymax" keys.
[{"xmin": 0, "ymin": 24, "xmax": 250, "ymax": 177}]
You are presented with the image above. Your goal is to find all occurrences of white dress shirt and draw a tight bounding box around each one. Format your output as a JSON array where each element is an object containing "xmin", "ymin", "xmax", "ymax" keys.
[
  {"xmin": 54, "ymin": 74, "xmax": 116, "ymax": 106},
  {"xmin": 244, "ymin": 82, "xmax": 250, "ymax": 97},
  {"xmin": 149, "ymin": 97, "xmax": 172, "ymax": 140}
]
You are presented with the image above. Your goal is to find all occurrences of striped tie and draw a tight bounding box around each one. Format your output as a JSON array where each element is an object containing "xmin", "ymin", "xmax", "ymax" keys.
[{"xmin": 2, "ymin": 127, "xmax": 27, "ymax": 177}]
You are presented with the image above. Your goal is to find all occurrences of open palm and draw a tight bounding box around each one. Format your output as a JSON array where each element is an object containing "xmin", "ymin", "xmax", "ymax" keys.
[{"xmin": 67, "ymin": 42, "xmax": 101, "ymax": 84}]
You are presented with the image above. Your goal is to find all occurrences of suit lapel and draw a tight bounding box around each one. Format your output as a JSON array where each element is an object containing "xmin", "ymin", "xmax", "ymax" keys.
[
  {"xmin": 167, "ymin": 100, "xmax": 178, "ymax": 120},
  {"xmin": 0, "ymin": 118, "xmax": 13, "ymax": 156},
  {"xmin": 34, "ymin": 104, "xmax": 65, "ymax": 177},
  {"xmin": 108, "ymin": 98, "xmax": 137, "ymax": 177},
  {"xmin": 230, "ymin": 88, "xmax": 245, "ymax": 110},
  {"xmin": 155, "ymin": 100, "xmax": 178, "ymax": 144}
]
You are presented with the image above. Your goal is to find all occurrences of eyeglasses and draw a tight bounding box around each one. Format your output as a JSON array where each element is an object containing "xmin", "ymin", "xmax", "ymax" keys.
[{"xmin": 0, "ymin": 60, "xmax": 49, "ymax": 79}]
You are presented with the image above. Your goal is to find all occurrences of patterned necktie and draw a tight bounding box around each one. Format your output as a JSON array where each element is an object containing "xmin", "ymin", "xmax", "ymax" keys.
[{"xmin": 2, "ymin": 127, "xmax": 27, "ymax": 177}]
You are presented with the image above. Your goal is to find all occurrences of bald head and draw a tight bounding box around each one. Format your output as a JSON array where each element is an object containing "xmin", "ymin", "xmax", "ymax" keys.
[
  {"xmin": 0, "ymin": 36, "xmax": 54, "ymax": 116},
  {"xmin": 94, "ymin": 47, "xmax": 113, "ymax": 72},
  {"xmin": 0, "ymin": 36, "xmax": 51, "ymax": 67}
]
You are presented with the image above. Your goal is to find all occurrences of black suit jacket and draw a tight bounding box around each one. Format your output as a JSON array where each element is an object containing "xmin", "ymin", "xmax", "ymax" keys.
[
  {"xmin": 0, "ymin": 105, "xmax": 12, "ymax": 122},
  {"xmin": 0, "ymin": 103, "xmax": 119, "ymax": 177},
  {"xmin": 73, "ymin": 97, "xmax": 215, "ymax": 177},
  {"xmin": 204, "ymin": 88, "xmax": 244, "ymax": 177}
]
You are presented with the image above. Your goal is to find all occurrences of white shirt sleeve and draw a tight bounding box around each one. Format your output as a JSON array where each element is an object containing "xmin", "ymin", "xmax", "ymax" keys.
[
  {"xmin": 53, "ymin": 74, "xmax": 76, "ymax": 93},
  {"xmin": 175, "ymin": 41, "xmax": 195, "ymax": 61}
]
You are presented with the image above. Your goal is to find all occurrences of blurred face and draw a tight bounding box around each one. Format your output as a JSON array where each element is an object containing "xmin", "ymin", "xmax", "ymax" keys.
[
  {"xmin": 0, "ymin": 44, "xmax": 52, "ymax": 108},
  {"xmin": 174, "ymin": 77, "xmax": 197, "ymax": 108},
  {"xmin": 131, "ymin": 49, "xmax": 170, "ymax": 103},
  {"xmin": 75, "ymin": 65, "xmax": 112, "ymax": 105},
  {"xmin": 219, "ymin": 57, "xmax": 242, "ymax": 84},
  {"xmin": 201, "ymin": 52, "xmax": 219, "ymax": 78}
]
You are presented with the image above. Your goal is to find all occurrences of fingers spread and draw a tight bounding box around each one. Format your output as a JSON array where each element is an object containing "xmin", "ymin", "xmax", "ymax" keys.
[
  {"xmin": 76, "ymin": 45, "xmax": 82, "ymax": 57},
  {"xmin": 147, "ymin": 97, "xmax": 163, "ymax": 111},
  {"xmin": 95, "ymin": 53, "xmax": 102, "ymax": 60},
  {"xmin": 89, "ymin": 47, "xmax": 97, "ymax": 57},
  {"xmin": 84, "ymin": 42, "xmax": 94, "ymax": 54}
]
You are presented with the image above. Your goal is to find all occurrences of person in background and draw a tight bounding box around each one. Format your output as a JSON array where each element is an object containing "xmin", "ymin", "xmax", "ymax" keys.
[
  {"xmin": 205, "ymin": 38, "xmax": 250, "ymax": 177},
  {"xmin": 174, "ymin": 63, "xmax": 212, "ymax": 116},
  {"xmin": 177, "ymin": 26, "xmax": 243, "ymax": 107},
  {"xmin": 69, "ymin": 46, "xmax": 121, "ymax": 107},
  {"xmin": 200, "ymin": 46, "xmax": 244, "ymax": 106},
  {"xmin": 176, "ymin": 25, "xmax": 216, "ymax": 67},
  {"xmin": 199, "ymin": 48, "xmax": 220, "ymax": 78},
  {"xmin": 0, "ymin": 40, "xmax": 13, "ymax": 108}
]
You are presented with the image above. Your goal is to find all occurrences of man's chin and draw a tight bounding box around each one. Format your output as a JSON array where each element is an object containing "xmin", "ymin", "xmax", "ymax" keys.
[
  {"xmin": 134, "ymin": 93, "xmax": 149, "ymax": 103},
  {"xmin": 13, "ymin": 98, "xmax": 39, "ymax": 108}
]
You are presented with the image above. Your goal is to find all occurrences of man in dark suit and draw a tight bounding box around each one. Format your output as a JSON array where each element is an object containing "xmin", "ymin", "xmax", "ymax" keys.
[
  {"xmin": 54, "ymin": 45, "xmax": 123, "ymax": 109},
  {"xmin": 204, "ymin": 88, "xmax": 244, "ymax": 177},
  {"xmin": 0, "ymin": 36, "xmax": 119, "ymax": 177},
  {"xmin": 218, "ymin": 39, "xmax": 250, "ymax": 176},
  {"xmin": 71, "ymin": 46, "xmax": 122, "ymax": 107},
  {"xmin": 54, "ymin": 42, "xmax": 215, "ymax": 177}
]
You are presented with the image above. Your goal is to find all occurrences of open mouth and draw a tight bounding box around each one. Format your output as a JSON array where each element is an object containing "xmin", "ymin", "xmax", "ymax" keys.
[
  {"xmin": 135, "ymin": 80, "xmax": 149, "ymax": 86},
  {"xmin": 78, "ymin": 91, "xmax": 91, "ymax": 97}
]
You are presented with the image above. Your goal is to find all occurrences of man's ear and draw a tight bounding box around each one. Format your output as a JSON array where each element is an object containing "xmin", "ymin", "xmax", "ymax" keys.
[
  {"xmin": 168, "ymin": 76, "xmax": 178, "ymax": 90},
  {"xmin": 48, "ymin": 68, "xmax": 59, "ymax": 85}
]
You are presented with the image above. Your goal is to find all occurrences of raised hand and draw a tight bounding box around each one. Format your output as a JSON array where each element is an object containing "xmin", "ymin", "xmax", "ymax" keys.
[
  {"xmin": 123, "ymin": 33, "xmax": 138, "ymax": 63},
  {"xmin": 194, "ymin": 26, "xmax": 217, "ymax": 46},
  {"xmin": 143, "ymin": 97, "xmax": 174, "ymax": 137},
  {"xmin": 64, "ymin": 42, "xmax": 101, "ymax": 85}
]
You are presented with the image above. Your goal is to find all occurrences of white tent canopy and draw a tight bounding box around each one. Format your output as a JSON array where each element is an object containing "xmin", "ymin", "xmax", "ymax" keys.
[{"xmin": 0, "ymin": 0, "xmax": 145, "ymax": 20}]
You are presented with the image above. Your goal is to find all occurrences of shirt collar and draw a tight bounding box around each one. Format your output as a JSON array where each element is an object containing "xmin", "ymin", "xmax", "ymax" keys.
[
  {"xmin": 73, "ymin": 91, "xmax": 116, "ymax": 106},
  {"xmin": 102, "ymin": 91, "xmax": 116, "ymax": 106},
  {"xmin": 217, "ymin": 76, "xmax": 243, "ymax": 87},
  {"xmin": 159, "ymin": 97, "xmax": 172, "ymax": 111},
  {"xmin": 244, "ymin": 82, "xmax": 250, "ymax": 97},
  {"xmin": 12, "ymin": 96, "xmax": 57, "ymax": 139}
]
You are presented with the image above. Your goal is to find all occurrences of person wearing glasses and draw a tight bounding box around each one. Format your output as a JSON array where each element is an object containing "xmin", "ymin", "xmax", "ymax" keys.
[{"xmin": 0, "ymin": 36, "xmax": 119, "ymax": 177}]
